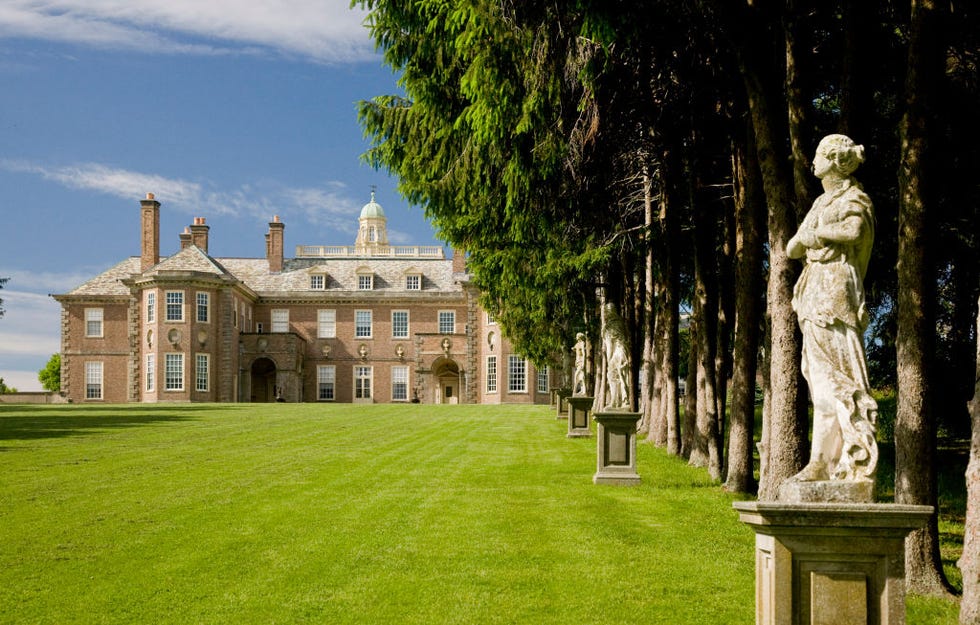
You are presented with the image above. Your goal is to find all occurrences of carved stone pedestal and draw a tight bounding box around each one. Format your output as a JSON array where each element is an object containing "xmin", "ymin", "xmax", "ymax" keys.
[
  {"xmin": 733, "ymin": 501, "xmax": 933, "ymax": 625},
  {"xmin": 555, "ymin": 388, "xmax": 571, "ymax": 420},
  {"xmin": 566, "ymin": 396, "xmax": 593, "ymax": 438},
  {"xmin": 592, "ymin": 410, "xmax": 641, "ymax": 485}
]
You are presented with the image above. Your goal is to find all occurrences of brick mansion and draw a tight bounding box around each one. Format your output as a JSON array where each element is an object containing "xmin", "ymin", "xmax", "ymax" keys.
[{"xmin": 54, "ymin": 194, "xmax": 554, "ymax": 404}]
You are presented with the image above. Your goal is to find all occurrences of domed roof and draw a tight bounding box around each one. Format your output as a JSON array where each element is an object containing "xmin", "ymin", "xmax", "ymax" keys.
[{"xmin": 359, "ymin": 191, "xmax": 386, "ymax": 219}]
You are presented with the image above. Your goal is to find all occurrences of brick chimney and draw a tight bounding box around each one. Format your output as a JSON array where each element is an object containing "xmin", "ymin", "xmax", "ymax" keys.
[
  {"xmin": 190, "ymin": 217, "xmax": 209, "ymax": 253},
  {"xmin": 452, "ymin": 248, "xmax": 467, "ymax": 274},
  {"xmin": 267, "ymin": 215, "xmax": 284, "ymax": 273},
  {"xmin": 140, "ymin": 193, "xmax": 160, "ymax": 272},
  {"xmin": 179, "ymin": 227, "xmax": 192, "ymax": 250}
]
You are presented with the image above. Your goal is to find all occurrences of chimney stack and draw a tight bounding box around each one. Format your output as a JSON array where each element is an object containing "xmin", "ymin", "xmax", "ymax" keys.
[
  {"xmin": 452, "ymin": 248, "xmax": 467, "ymax": 275},
  {"xmin": 140, "ymin": 193, "xmax": 160, "ymax": 272},
  {"xmin": 189, "ymin": 217, "xmax": 209, "ymax": 253},
  {"xmin": 267, "ymin": 215, "xmax": 284, "ymax": 273},
  {"xmin": 179, "ymin": 227, "xmax": 192, "ymax": 250}
]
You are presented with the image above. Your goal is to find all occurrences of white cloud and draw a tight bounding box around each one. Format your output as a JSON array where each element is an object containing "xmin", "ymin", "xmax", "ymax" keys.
[
  {"xmin": 0, "ymin": 0, "xmax": 375, "ymax": 64},
  {"xmin": 1, "ymin": 158, "xmax": 363, "ymax": 235},
  {"xmin": 2, "ymin": 269, "xmax": 102, "ymax": 295}
]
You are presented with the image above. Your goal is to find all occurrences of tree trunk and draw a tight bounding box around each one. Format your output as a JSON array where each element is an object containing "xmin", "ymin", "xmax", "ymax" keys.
[
  {"xmin": 725, "ymin": 132, "xmax": 765, "ymax": 493},
  {"xmin": 639, "ymin": 167, "xmax": 657, "ymax": 435},
  {"xmin": 896, "ymin": 0, "xmax": 953, "ymax": 597},
  {"xmin": 682, "ymin": 312, "xmax": 699, "ymax": 460},
  {"xmin": 715, "ymin": 192, "xmax": 735, "ymax": 479},
  {"xmin": 960, "ymin": 294, "xmax": 980, "ymax": 624},
  {"xmin": 660, "ymin": 172, "xmax": 681, "ymax": 455},
  {"xmin": 689, "ymin": 158, "xmax": 721, "ymax": 478},
  {"xmin": 732, "ymin": 7, "xmax": 807, "ymax": 500}
]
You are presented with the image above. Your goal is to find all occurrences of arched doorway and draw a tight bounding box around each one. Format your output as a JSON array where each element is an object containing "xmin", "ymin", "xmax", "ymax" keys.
[
  {"xmin": 250, "ymin": 357, "xmax": 277, "ymax": 402},
  {"xmin": 431, "ymin": 357, "xmax": 460, "ymax": 405}
]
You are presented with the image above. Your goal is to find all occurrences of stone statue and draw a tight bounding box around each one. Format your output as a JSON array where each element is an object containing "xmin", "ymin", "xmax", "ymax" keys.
[
  {"xmin": 601, "ymin": 303, "xmax": 630, "ymax": 410},
  {"xmin": 572, "ymin": 332, "xmax": 587, "ymax": 395},
  {"xmin": 786, "ymin": 134, "xmax": 878, "ymax": 484}
]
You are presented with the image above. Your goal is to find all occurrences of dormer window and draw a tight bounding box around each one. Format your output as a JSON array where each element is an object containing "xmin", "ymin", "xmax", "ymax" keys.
[
  {"xmin": 358, "ymin": 273, "xmax": 374, "ymax": 290},
  {"xmin": 310, "ymin": 274, "xmax": 325, "ymax": 290},
  {"xmin": 405, "ymin": 274, "xmax": 421, "ymax": 290}
]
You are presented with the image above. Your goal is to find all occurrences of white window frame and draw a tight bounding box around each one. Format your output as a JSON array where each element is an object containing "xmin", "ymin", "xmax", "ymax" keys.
[
  {"xmin": 392, "ymin": 365, "xmax": 409, "ymax": 401},
  {"xmin": 355, "ymin": 310, "xmax": 373, "ymax": 339},
  {"xmin": 271, "ymin": 309, "xmax": 289, "ymax": 333},
  {"xmin": 486, "ymin": 355, "xmax": 497, "ymax": 394},
  {"xmin": 146, "ymin": 292, "xmax": 155, "ymax": 323},
  {"xmin": 165, "ymin": 353, "xmax": 184, "ymax": 391},
  {"xmin": 165, "ymin": 291, "xmax": 184, "ymax": 322},
  {"xmin": 256, "ymin": 322, "xmax": 263, "ymax": 334},
  {"xmin": 146, "ymin": 353, "xmax": 155, "ymax": 392},
  {"xmin": 85, "ymin": 361, "xmax": 103, "ymax": 400},
  {"xmin": 486, "ymin": 311, "xmax": 496, "ymax": 325},
  {"xmin": 310, "ymin": 274, "xmax": 325, "ymax": 290},
  {"xmin": 405, "ymin": 274, "xmax": 421, "ymax": 290},
  {"xmin": 357, "ymin": 273, "xmax": 374, "ymax": 290},
  {"xmin": 195, "ymin": 353, "xmax": 209, "ymax": 392},
  {"xmin": 85, "ymin": 308, "xmax": 104, "ymax": 338},
  {"xmin": 508, "ymin": 355, "xmax": 527, "ymax": 393},
  {"xmin": 438, "ymin": 310, "xmax": 455, "ymax": 334},
  {"xmin": 537, "ymin": 366, "xmax": 549, "ymax": 393},
  {"xmin": 391, "ymin": 310, "xmax": 409, "ymax": 339},
  {"xmin": 354, "ymin": 365, "xmax": 373, "ymax": 400},
  {"xmin": 196, "ymin": 292, "xmax": 209, "ymax": 323},
  {"xmin": 317, "ymin": 365, "xmax": 336, "ymax": 401},
  {"xmin": 318, "ymin": 309, "xmax": 336, "ymax": 339}
]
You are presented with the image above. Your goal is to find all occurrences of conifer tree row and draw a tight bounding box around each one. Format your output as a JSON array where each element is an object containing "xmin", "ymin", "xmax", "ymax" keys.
[{"xmin": 355, "ymin": 0, "xmax": 980, "ymax": 608}]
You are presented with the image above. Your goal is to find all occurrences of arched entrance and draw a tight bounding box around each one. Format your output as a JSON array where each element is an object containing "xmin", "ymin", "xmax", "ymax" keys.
[
  {"xmin": 432, "ymin": 357, "xmax": 460, "ymax": 405},
  {"xmin": 250, "ymin": 357, "xmax": 277, "ymax": 402}
]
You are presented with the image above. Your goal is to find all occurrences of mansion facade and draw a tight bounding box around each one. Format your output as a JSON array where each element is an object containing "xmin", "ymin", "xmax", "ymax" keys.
[{"xmin": 54, "ymin": 193, "xmax": 554, "ymax": 404}]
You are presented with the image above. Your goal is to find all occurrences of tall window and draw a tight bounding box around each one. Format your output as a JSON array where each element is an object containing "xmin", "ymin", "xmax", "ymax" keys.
[
  {"xmin": 405, "ymin": 274, "xmax": 421, "ymax": 290},
  {"xmin": 146, "ymin": 292, "xmax": 155, "ymax": 323},
  {"xmin": 310, "ymin": 274, "xmax": 325, "ymax": 290},
  {"xmin": 318, "ymin": 309, "xmax": 336, "ymax": 338},
  {"xmin": 317, "ymin": 365, "xmax": 335, "ymax": 400},
  {"xmin": 358, "ymin": 274, "xmax": 374, "ymax": 290},
  {"xmin": 195, "ymin": 354, "xmax": 209, "ymax": 392},
  {"xmin": 85, "ymin": 308, "xmax": 103, "ymax": 337},
  {"xmin": 196, "ymin": 292, "xmax": 209, "ymax": 323},
  {"xmin": 146, "ymin": 353, "xmax": 155, "ymax": 392},
  {"xmin": 165, "ymin": 291, "xmax": 184, "ymax": 322},
  {"xmin": 508, "ymin": 355, "xmax": 526, "ymax": 393},
  {"xmin": 85, "ymin": 361, "xmax": 103, "ymax": 399},
  {"xmin": 392, "ymin": 310, "xmax": 409, "ymax": 339},
  {"xmin": 271, "ymin": 309, "xmax": 289, "ymax": 333},
  {"xmin": 438, "ymin": 310, "xmax": 455, "ymax": 334},
  {"xmin": 486, "ymin": 311, "xmax": 496, "ymax": 325},
  {"xmin": 165, "ymin": 353, "xmax": 184, "ymax": 391},
  {"xmin": 392, "ymin": 366, "xmax": 409, "ymax": 401},
  {"xmin": 355, "ymin": 310, "xmax": 372, "ymax": 338},
  {"xmin": 486, "ymin": 356, "xmax": 497, "ymax": 393},
  {"xmin": 537, "ymin": 366, "xmax": 549, "ymax": 393},
  {"xmin": 354, "ymin": 366, "xmax": 372, "ymax": 399}
]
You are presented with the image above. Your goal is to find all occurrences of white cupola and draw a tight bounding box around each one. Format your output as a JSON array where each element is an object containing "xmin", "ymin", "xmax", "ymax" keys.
[{"xmin": 355, "ymin": 191, "xmax": 389, "ymax": 254}]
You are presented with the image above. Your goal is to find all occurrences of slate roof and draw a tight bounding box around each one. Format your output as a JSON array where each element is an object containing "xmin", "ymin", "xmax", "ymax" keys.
[
  {"xmin": 66, "ymin": 257, "xmax": 141, "ymax": 296},
  {"xmin": 60, "ymin": 247, "xmax": 460, "ymax": 298}
]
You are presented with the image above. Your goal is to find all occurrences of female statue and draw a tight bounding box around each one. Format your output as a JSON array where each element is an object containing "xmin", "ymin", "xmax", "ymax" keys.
[
  {"xmin": 786, "ymin": 134, "xmax": 878, "ymax": 483},
  {"xmin": 602, "ymin": 304, "xmax": 630, "ymax": 410}
]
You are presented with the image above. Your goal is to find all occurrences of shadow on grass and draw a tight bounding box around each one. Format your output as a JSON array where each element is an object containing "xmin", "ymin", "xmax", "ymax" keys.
[{"xmin": 0, "ymin": 404, "xmax": 245, "ymax": 444}]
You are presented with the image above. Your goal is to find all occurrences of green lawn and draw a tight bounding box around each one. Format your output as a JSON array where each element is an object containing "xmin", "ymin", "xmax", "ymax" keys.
[{"xmin": 0, "ymin": 403, "xmax": 960, "ymax": 624}]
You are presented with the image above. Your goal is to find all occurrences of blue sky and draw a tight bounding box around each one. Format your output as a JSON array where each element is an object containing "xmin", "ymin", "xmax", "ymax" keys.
[{"xmin": 0, "ymin": 1, "xmax": 439, "ymax": 391}]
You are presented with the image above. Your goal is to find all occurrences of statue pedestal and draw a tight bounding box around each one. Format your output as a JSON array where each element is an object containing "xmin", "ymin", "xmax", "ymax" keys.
[
  {"xmin": 733, "ymin": 501, "xmax": 933, "ymax": 625},
  {"xmin": 592, "ymin": 410, "xmax": 641, "ymax": 485},
  {"xmin": 566, "ymin": 396, "xmax": 593, "ymax": 438},
  {"xmin": 555, "ymin": 388, "xmax": 571, "ymax": 420}
]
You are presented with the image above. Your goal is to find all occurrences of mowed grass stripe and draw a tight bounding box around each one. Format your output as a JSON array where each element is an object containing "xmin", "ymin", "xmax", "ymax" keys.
[{"xmin": 0, "ymin": 404, "xmax": 956, "ymax": 624}]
